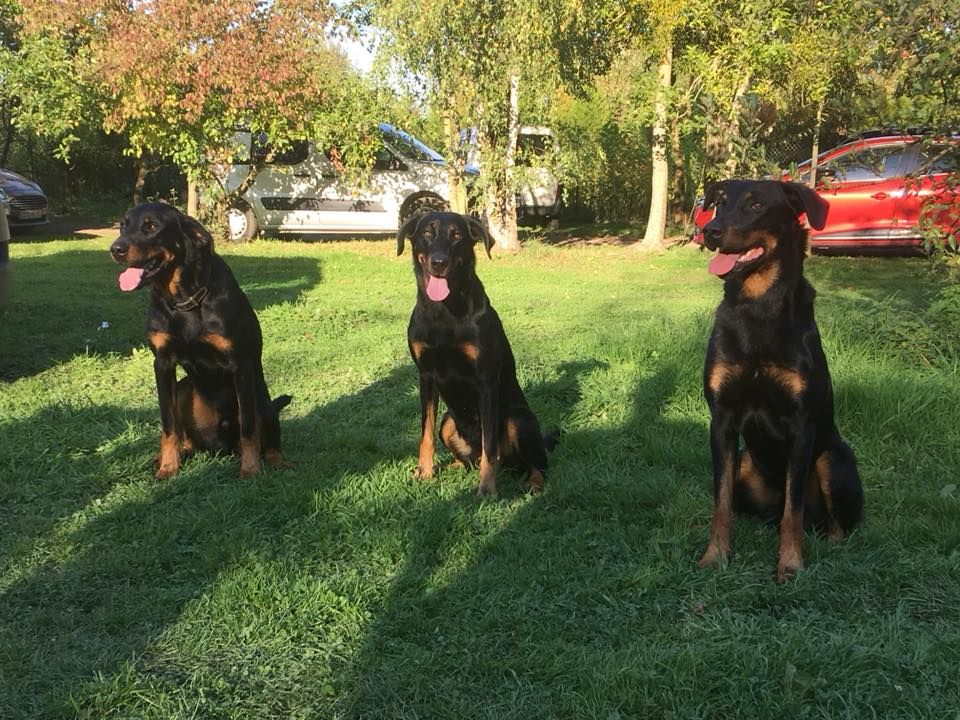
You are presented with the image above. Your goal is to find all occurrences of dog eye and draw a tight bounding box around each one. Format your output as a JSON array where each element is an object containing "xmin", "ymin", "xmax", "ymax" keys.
[
  {"xmin": 451, "ymin": 232, "xmax": 463, "ymax": 242},
  {"xmin": 750, "ymin": 201, "xmax": 763, "ymax": 211},
  {"xmin": 142, "ymin": 219, "xmax": 158, "ymax": 232}
]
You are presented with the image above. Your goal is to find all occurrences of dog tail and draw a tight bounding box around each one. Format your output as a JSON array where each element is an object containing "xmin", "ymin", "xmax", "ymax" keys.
[
  {"xmin": 543, "ymin": 427, "xmax": 562, "ymax": 453},
  {"xmin": 828, "ymin": 438, "xmax": 864, "ymax": 533},
  {"xmin": 272, "ymin": 395, "xmax": 293, "ymax": 413}
]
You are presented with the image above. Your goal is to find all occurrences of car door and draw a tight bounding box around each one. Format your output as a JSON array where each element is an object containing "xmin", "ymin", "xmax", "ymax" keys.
[
  {"xmin": 893, "ymin": 143, "xmax": 960, "ymax": 249},
  {"xmin": 315, "ymin": 144, "xmax": 401, "ymax": 232},
  {"xmin": 809, "ymin": 142, "xmax": 909, "ymax": 250}
]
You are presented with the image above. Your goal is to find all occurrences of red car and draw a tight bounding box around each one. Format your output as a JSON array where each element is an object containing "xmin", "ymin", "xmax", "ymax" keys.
[{"xmin": 693, "ymin": 132, "xmax": 960, "ymax": 253}]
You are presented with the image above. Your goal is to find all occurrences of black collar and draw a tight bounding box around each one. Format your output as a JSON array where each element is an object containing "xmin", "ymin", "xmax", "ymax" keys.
[{"xmin": 173, "ymin": 286, "xmax": 208, "ymax": 312}]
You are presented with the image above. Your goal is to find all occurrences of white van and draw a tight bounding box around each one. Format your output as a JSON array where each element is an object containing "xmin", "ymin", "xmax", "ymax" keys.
[
  {"xmin": 463, "ymin": 126, "xmax": 562, "ymax": 222},
  {"xmin": 223, "ymin": 123, "xmax": 454, "ymax": 241}
]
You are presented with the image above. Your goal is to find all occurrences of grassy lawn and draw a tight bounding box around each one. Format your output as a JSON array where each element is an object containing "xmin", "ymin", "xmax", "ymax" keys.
[{"xmin": 2, "ymin": 228, "xmax": 960, "ymax": 718}]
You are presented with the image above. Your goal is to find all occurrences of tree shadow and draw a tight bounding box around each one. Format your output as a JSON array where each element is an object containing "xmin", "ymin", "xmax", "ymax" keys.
[
  {"xmin": 334, "ymin": 353, "xmax": 710, "ymax": 717},
  {"xmin": 0, "ymin": 362, "xmax": 415, "ymax": 718},
  {"xmin": 0, "ymin": 250, "xmax": 322, "ymax": 381}
]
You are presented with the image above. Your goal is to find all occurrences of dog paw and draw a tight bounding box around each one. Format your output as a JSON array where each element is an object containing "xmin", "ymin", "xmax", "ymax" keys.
[
  {"xmin": 265, "ymin": 450, "xmax": 295, "ymax": 469},
  {"xmin": 776, "ymin": 558, "xmax": 803, "ymax": 583},
  {"xmin": 475, "ymin": 481, "xmax": 498, "ymax": 499},
  {"xmin": 697, "ymin": 544, "xmax": 729, "ymax": 569},
  {"xmin": 413, "ymin": 464, "xmax": 434, "ymax": 480},
  {"xmin": 155, "ymin": 463, "xmax": 179, "ymax": 480},
  {"xmin": 523, "ymin": 469, "xmax": 545, "ymax": 494},
  {"xmin": 239, "ymin": 460, "xmax": 262, "ymax": 479}
]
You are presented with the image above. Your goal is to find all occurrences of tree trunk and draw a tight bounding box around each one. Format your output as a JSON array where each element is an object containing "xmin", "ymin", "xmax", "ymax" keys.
[
  {"xmin": 187, "ymin": 180, "xmax": 199, "ymax": 217},
  {"xmin": 444, "ymin": 113, "xmax": 468, "ymax": 214},
  {"xmin": 638, "ymin": 44, "xmax": 672, "ymax": 251},
  {"xmin": 809, "ymin": 99, "xmax": 825, "ymax": 189},
  {"xmin": 0, "ymin": 103, "xmax": 14, "ymax": 168},
  {"xmin": 133, "ymin": 153, "xmax": 149, "ymax": 205},
  {"xmin": 482, "ymin": 73, "xmax": 520, "ymax": 252},
  {"xmin": 723, "ymin": 72, "xmax": 752, "ymax": 177},
  {"xmin": 669, "ymin": 117, "xmax": 687, "ymax": 227}
]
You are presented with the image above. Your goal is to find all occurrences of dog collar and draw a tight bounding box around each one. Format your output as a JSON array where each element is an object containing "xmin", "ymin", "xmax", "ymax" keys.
[{"xmin": 174, "ymin": 286, "xmax": 208, "ymax": 312}]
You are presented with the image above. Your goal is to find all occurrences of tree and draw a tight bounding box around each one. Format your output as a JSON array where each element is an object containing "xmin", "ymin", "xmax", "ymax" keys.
[
  {"xmin": 368, "ymin": 0, "xmax": 625, "ymax": 251},
  {"xmin": 637, "ymin": 0, "xmax": 691, "ymax": 250},
  {"xmin": 20, "ymin": 0, "xmax": 381, "ymax": 223}
]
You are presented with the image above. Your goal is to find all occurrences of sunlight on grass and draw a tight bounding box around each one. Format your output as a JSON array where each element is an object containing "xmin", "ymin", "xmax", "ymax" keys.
[{"xmin": 1, "ymin": 234, "xmax": 959, "ymax": 718}]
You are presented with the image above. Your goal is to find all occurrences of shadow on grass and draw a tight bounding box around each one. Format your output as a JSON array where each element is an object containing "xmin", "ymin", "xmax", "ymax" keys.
[
  {"xmin": 0, "ymin": 362, "xmax": 416, "ymax": 718},
  {"xmin": 333, "ymin": 355, "xmax": 710, "ymax": 717},
  {"xmin": 0, "ymin": 250, "xmax": 322, "ymax": 381}
]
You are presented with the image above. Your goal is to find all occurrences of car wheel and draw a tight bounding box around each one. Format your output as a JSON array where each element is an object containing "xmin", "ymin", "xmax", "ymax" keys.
[
  {"xmin": 226, "ymin": 203, "xmax": 258, "ymax": 242},
  {"xmin": 399, "ymin": 194, "xmax": 449, "ymax": 227}
]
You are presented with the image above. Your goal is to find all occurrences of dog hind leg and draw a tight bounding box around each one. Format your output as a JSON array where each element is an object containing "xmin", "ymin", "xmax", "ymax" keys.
[{"xmin": 440, "ymin": 412, "xmax": 479, "ymax": 468}]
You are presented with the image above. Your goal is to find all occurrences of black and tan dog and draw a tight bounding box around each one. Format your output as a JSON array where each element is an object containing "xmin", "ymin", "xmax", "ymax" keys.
[
  {"xmin": 398, "ymin": 211, "xmax": 551, "ymax": 497},
  {"xmin": 110, "ymin": 203, "xmax": 290, "ymax": 479},
  {"xmin": 698, "ymin": 180, "xmax": 864, "ymax": 582}
]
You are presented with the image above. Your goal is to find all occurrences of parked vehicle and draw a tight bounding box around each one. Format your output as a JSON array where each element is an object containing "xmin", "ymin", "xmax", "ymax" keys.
[
  {"xmin": 222, "ymin": 123, "xmax": 456, "ymax": 241},
  {"xmin": 463, "ymin": 126, "xmax": 562, "ymax": 223},
  {"xmin": 0, "ymin": 168, "xmax": 49, "ymax": 229},
  {"xmin": 692, "ymin": 131, "xmax": 960, "ymax": 253},
  {"xmin": 0, "ymin": 199, "xmax": 10, "ymax": 317}
]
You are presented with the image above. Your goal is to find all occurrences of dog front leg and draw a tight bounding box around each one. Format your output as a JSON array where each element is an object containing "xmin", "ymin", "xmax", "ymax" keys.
[
  {"xmin": 778, "ymin": 425, "xmax": 815, "ymax": 582},
  {"xmin": 415, "ymin": 374, "xmax": 438, "ymax": 479},
  {"xmin": 476, "ymin": 386, "xmax": 500, "ymax": 498},
  {"xmin": 154, "ymin": 356, "xmax": 181, "ymax": 480},
  {"xmin": 235, "ymin": 363, "xmax": 262, "ymax": 478},
  {"xmin": 699, "ymin": 414, "xmax": 739, "ymax": 568}
]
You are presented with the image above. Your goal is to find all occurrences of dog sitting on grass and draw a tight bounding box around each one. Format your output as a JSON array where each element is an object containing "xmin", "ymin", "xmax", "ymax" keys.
[
  {"xmin": 397, "ymin": 211, "xmax": 553, "ymax": 497},
  {"xmin": 698, "ymin": 180, "xmax": 864, "ymax": 582},
  {"xmin": 110, "ymin": 203, "xmax": 290, "ymax": 479}
]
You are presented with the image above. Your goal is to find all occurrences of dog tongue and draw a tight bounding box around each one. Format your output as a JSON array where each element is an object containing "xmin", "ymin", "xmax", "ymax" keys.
[
  {"xmin": 118, "ymin": 267, "xmax": 145, "ymax": 291},
  {"xmin": 426, "ymin": 274, "xmax": 450, "ymax": 302},
  {"xmin": 708, "ymin": 252, "xmax": 740, "ymax": 277}
]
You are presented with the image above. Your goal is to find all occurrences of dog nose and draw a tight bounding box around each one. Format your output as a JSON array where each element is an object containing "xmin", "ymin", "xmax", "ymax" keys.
[
  {"xmin": 703, "ymin": 223, "xmax": 723, "ymax": 250},
  {"xmin": 429, "ymin": 254, "xmax": 449, "ymax": 275},
  {"xmin": 110, "ymin": 239, "xmax": 129, "ymax": 260}
]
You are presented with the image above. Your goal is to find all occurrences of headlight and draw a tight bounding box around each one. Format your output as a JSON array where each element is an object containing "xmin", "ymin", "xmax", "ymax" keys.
[{"xmin": 0, "ymin": 187, "xmax": 9, "ymax": 203}]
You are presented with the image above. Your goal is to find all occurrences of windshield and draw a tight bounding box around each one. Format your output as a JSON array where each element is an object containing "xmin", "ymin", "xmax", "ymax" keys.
[{"xmin": 379, "ymin": 122, "xmax": 445, "ymax": 164}]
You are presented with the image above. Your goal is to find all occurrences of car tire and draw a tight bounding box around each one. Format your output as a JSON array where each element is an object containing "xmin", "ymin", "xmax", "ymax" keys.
[
  {"xmin": 399, "ymin": 194, "xmax": 449, "ymax": 227},
  {"xmin": 226, "ymin": 202, "xmax": 258, "ymax": 242}
]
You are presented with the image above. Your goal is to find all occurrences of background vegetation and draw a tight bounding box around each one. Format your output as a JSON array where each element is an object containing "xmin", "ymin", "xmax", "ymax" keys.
[{"xmin": 1, "ymin": 0, "xmax": 958, "ymax": 244}]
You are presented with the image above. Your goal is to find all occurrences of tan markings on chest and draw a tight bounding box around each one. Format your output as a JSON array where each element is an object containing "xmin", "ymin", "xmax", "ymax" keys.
[{"xmin": 708, "ymin": 361, "xmax": 743, "ymax": 394}]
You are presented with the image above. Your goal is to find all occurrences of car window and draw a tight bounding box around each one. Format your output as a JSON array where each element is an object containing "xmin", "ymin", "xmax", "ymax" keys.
[
  {"xmin": 251, "ymin": 134, "xmax": 310, "ymax": 165},
  {"xmin": 916, "ymin": 144, "xmax": 960, "ymax": 175},
  {"xmin": 821, "ymin": 144, "xmax": 907, "ymax": 182}
]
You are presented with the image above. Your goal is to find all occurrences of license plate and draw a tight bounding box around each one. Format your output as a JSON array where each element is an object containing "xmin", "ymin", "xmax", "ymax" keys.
[{"xmin": 17, "ymin": 209, "xmax": 44, "ymax": 219}]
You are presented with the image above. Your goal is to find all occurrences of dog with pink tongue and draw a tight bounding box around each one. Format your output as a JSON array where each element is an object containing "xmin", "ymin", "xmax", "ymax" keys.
[{"xmin": 397, "ymin": 211, "xmax": 554, "ymax": 498}]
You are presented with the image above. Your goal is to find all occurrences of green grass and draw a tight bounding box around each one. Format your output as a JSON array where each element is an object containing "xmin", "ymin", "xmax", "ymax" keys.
[{"xmin": 2, "ymin": 231, "xmax": 960, "ymax": 718}]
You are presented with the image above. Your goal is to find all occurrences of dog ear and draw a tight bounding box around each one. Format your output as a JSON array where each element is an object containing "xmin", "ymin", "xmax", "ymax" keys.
[
  {"xmin": 396, "ymin": 213, "xmax": 425, "ymax": 256},
  {"xmin": 465, "ymin": 215, "xmax": 494, "ymax": 258},
  {"xmin": 175, "ymin": 212, "xmax": 214, "ymax": 265},
  {"xmin": 781, "ymin": 181, "xmax": 829, "ymax": 230},
  {"xmin": 703, "ymin": 181, "xmax": 726, "ymax": 209}
]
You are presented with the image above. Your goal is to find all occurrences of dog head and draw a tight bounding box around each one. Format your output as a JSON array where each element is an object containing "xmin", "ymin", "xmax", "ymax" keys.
[
  {"xmin": 396, "ymin": 211, "xmax": 494, "ymax": 302},
  {"xmin": 110, "ymin": 203, "xmax": 213, "ymax": 292},
  {"xmin": 701, "ymin": 180, "xmax": 829, "ymax": 279}
]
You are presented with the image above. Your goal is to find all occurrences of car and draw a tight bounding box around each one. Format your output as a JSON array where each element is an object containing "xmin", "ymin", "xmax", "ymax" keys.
[
  {"xmin": 221, "ymin": 123, "xmax": 460, "ymax": 241},
  {"xmin": 0, "ymin": 168, "xmax": 49, "ymax": 229},
  {"xmin": 463, "ymin": 126, "xmax": 563, "ymax": 223},
  {"xmin": 0, "ymin": 200, "xmax": 10, "ymax": 317},
  {"xmin": 692, "ymin": 131, "xmax": 960, "ymax": 253}
]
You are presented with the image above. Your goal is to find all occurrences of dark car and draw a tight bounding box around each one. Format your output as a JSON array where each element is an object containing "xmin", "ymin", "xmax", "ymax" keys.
[
  {"xmin": 0, "ymin": 202, "xmax": 10, "ymax": 316},
  {"xmin": 0, "ymin": 168, "xmax": 49, "ymax": 229},
  {"xmin": 693, "ymin": 132, "xmax": 960, "ymax": 253}
]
